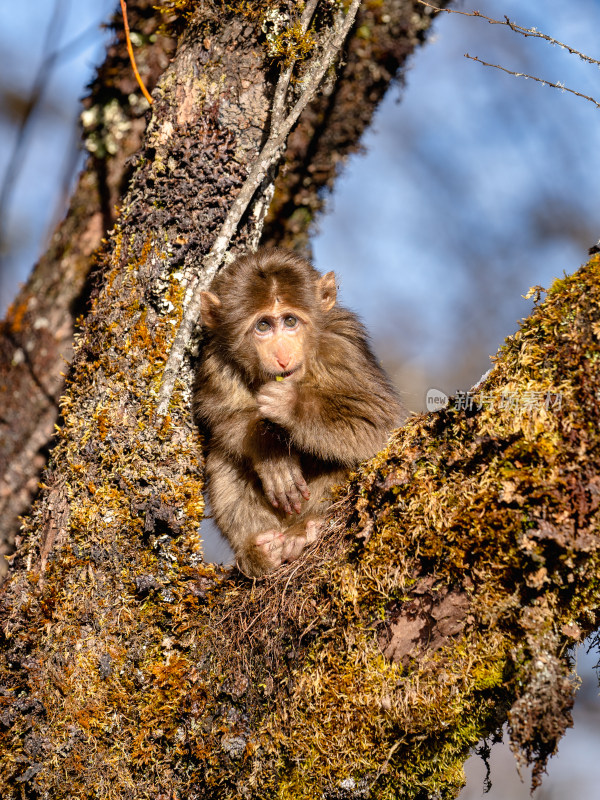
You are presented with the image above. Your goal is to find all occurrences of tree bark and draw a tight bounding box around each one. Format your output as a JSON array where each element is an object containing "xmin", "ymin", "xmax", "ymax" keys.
[{"xmin": 2, "ymin": 3, "xmax": 598, "ymax": 800}]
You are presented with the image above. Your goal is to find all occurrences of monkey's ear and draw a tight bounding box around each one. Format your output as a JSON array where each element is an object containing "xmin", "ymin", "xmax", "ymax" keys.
[
  {"xmin": 200, "ymin": 291, "xmax": 221, "ymax": 329},
  {"xmin": 318, "ymin": 271, "xmax": 337, "ymax": 312}
]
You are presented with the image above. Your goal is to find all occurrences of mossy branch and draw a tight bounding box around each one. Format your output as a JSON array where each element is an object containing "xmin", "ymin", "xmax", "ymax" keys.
[{"xmin": 3, "ymin": 255, "xmax": 597, "ymax": 800}]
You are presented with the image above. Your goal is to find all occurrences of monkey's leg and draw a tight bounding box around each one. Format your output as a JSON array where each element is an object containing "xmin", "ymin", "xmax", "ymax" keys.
[
  {"xmin": 265, "ymin": 465, "xmax": 342, "ymax": 565},
  {"xmin": 206, "ymin": 449, "xmax": 290, "ymax": 577},
  {"xmin": 267, "ymin": 464, "xmax": 348, "ymax": 564}
]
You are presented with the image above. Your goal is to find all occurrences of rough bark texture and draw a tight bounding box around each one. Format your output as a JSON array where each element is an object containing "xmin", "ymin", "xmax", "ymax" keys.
[
  {"xmin": 2, "ymin": 3, "xmax": 597, "ymax": 800},
  {"xmin": 0, "ymin": 0, "xmax": 444, "ymax": 564},
  {"xmin": 0, "ymin": 0, "xmax": 176, "ymax": 571}
]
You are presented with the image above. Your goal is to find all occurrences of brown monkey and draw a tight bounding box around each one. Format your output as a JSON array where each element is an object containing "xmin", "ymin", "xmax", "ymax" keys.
[{"xmin": 193, "ymin": 248, "xmax": 403, "ymax": 577}]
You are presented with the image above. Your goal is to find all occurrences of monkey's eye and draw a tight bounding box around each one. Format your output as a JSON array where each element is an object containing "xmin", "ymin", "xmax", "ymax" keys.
[
  {"xmin": 283, "ymin": 315, "xmax": 298, "ymax": 329},
  {"xmin": 255, "ymin": 319, "xmax": 271, "ymax": 333}
]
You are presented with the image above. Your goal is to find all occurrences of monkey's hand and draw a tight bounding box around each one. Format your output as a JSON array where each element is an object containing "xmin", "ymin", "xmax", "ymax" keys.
[
  {"xmin": 253, "ymin": 451, "xmax": 309, "ymax": 515},
  {"xmin": 256, "ymin": 379, "xmax": 297, "ymax": 428}
]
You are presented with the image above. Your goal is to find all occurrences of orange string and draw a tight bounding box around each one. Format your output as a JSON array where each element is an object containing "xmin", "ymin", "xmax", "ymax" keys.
[{"xmin": 120, "ymin": 0, "xmax": 153, "ymax": 105}]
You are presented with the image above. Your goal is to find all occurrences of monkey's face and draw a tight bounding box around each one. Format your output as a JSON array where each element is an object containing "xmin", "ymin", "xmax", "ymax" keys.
[
  {"xmin": 199, "ymin": 253, "xmax": 337, "ymax": 382},
  {"xmin": 250, "ymin": 302, "xmax": 309, "ymax": 379}
]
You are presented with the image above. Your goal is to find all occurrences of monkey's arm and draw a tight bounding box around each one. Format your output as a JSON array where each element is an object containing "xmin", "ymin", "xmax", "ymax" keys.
[
  {"xmin": 257, "ymin": 363, "xmax": 401, "ymax": 467},
  {"xmin": 193, "ymin": 358, "xmax": 260, "ymax": 458},
  {"xmin": 194, "ymin": 355, "xmax": 309, "ymax": 513}
]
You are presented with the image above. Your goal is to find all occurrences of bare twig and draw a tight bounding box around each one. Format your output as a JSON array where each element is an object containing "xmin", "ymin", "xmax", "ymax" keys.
[
  {"xmin": 465, "ymin": 53, "xmax": 600, "ymax": 110},
  {"xmin": 120, "ymin": 0, "xmax": 153, "ymax": 105},
  {"xmin": 156, "ymin": 0, "xmax": 361, "ymax": 418},
  {"xmin": 417, "ymin": 1, "xmax": 600, "ymax": 110},
  {"xmin": 417, "ymin": 1, "xmax": 600, "ymax": 66}
]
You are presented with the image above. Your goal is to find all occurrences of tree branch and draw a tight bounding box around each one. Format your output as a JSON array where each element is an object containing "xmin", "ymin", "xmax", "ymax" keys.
[
  {"xmin": 0, "ymin": 0, "xmax": 175, "ymax": 572},
  {"xmin": 465, "ymin": 53, "xmax": 600, "ymax": 109},
  {"xmin": 418, "ymin": 0, "xmax": 600, "ymax": 108},
  {"xmin": 418, "ymin": 0, "xmax": 600, "ymax": 65},
  {"xmin": 270, "ymin": 0, "xmax": 320, "ymax": 134}
]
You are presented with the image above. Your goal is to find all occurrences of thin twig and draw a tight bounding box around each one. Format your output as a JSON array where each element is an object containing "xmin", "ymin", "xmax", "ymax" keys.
[
  {"xmin": 417, "ymin": 0, "xmax": 600, "ymax": 111},
  {"xmin": 120, "ymin": 0, "xmax": 153, "ymax": 105},
  {"xmin": 247, "ymin": 0, "xmax": 320, "ymax": 251},
  {"xmin": 465, "ymin": 53, "xmax": 600, "ymax": 110},
  {"xmin": 417, "ymin": 1, "xmax": 600, "ymax": 66},
  {"xmin": 155, "ymin": 0, "xmax": 361, "ymax": 418}
]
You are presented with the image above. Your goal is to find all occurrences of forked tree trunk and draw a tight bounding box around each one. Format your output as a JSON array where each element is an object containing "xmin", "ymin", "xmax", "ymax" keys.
[{"xmin": 1, "ymin": 3, "xmax": 599, "ymax": 799}]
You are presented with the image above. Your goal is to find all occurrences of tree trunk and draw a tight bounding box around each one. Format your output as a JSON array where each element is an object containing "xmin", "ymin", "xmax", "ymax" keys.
[{"xmin": 2, "ymin": 3, "xmax": 598, "ymax": 799}]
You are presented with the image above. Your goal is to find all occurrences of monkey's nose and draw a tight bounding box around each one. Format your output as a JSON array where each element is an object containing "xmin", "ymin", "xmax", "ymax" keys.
[{"xmin": 276, "ymin": 353, "xmax": 291, "ymax": 369}]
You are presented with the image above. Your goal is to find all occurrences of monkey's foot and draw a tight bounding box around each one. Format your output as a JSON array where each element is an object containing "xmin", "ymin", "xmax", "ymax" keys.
[
  {"xmin": 280, "ymin": 517, "xmax": 323, "ymax": 562},
  {"xmin": 253, "ymin": 529, "xmax": 287, "ymax": 571},
  {"xmin": 304, "ymin": 518, "xmax": 322, "ymax": 544},
  {"xmin": 250, "ymin": 519, "xmax": 323, "ymax": 574}
]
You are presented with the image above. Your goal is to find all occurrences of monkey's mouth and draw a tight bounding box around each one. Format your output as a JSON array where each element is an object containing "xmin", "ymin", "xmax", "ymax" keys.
[{"xmin": 275, "ymin": 367, "xmax": 298, "ymax": 379}]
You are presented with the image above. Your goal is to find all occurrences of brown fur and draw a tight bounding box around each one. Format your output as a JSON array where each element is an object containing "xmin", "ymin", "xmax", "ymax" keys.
[{"xmin": 193, "ymin": 248, "xmax": 404, "ymax": 576}]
